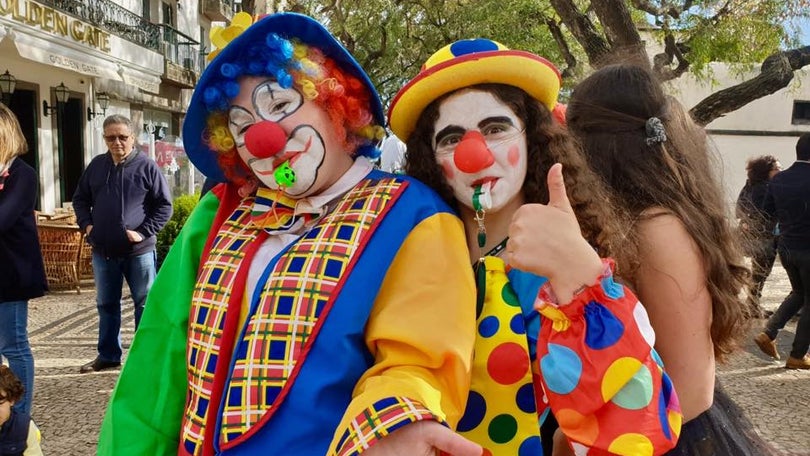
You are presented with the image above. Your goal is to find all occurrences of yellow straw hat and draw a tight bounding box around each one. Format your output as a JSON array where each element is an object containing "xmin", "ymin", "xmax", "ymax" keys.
[{"xmin": 388, "ymin": 39, "xmax": 561, "ymax": 141}]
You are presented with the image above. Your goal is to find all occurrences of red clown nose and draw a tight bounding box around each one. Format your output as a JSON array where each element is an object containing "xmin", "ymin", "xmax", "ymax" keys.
[
  {"xmin": 244, "ymin": 121, "xmax": 287, "ymax": 159},
  {"xmin": 453, "ymin": 130, "xmax": 494, "ymax": 174}
]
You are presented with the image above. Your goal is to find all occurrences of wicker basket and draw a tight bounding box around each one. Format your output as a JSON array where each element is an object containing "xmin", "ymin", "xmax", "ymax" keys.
[{"xmin": 37, "ymin": 222, "xmax": 83, "ymax": 293}]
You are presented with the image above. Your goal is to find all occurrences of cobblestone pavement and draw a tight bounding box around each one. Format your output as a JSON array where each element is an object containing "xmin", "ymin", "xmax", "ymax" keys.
[{"xmin": 22, "ymin": 265, "xmax": 810, "ymax": 455}]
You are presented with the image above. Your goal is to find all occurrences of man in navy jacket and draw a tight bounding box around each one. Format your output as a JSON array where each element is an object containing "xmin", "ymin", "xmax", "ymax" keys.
[
  {"xmin": 756, "ymin": 133, "xmax": 810, "ymax": 369},
  {"xmin": 73, "ymin": 114, "xmax": 172, "ymax": 373}
]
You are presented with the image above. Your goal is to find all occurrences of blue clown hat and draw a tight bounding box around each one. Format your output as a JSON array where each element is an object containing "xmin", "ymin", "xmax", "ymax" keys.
[{"xmin": 183, "ymin": 13, "xmax": 385, "ymax": 182}]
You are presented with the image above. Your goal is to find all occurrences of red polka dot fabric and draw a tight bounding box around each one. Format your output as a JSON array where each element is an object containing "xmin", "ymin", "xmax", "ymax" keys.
[{"xmin": 458, "ymin": 256, "xmax": 683, "ymax": 455}]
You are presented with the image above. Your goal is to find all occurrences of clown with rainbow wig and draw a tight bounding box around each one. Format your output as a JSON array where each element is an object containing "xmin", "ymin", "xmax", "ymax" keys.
[{"xmin": 97, "ymin": 13, "xmax": 479, "ymax": 456}]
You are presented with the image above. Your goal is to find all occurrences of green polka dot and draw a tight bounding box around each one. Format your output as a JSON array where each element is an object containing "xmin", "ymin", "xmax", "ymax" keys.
[
  {"xmin": 501, "ymin": 283, "xmax": 520, "ymax": 307},
  {"xmin": 488, "ymin": 414, "xmax": 518, "ymax": 443},
  {"xmin": 611, "ymin": 364, "xmax": 654, "ymax": 410}
]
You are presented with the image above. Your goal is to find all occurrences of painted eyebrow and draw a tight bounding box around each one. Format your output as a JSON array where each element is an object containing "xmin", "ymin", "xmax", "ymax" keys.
[
  {"xmin": 435, "ymin": 116, "xmax": 517, "ymax": 144},
  {"xmin": 434, "ymin": 125, "xmax": 466, "ymax": 144},
  {"xmin": 228, "ymin": 106, "xmax": 255, "ymax": 127},
  {"xmin": 479, "ymin": 116, "xmax": 516, "ymax": 128}
]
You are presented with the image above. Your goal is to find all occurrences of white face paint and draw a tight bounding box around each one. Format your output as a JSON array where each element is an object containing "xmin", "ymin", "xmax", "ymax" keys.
[
  {"xmin": 228, "ymin": 76, "xmax": 353, "ymax": 198},
  {"xmin": 433, "ymin": 90, "xmax": 528, "ymax": 212}
]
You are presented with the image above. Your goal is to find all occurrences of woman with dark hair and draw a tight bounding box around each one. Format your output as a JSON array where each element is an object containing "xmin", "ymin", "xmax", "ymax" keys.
[
  {"xmin": 737, "ymin": 155, "xmax": 781, "ymax": 318},
  {"xmin": 0, "ymin": 103, "xmax": 46, "ymax": 418},
  {"xmin": 567, "ymin": 63, "xmax": 774, "ymax": 455},
  {"xmin": 390, "ymin": 40, "xmax": 681, "ymax": 456}
]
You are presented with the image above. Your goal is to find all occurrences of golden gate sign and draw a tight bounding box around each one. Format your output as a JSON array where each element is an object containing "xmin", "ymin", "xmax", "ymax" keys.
[{"xmin": 0, "ymin": 0, "xmax": 112, "ymax": 52}]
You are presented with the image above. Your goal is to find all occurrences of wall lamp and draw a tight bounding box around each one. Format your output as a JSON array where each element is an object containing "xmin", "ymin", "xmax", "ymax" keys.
[
  {"xmin": 87, "ymin": 92, "xmax": 110, "ymax": 121},
  {"xmin": 0, "ymin": 70, "xmax": 16, "ymax": 104},
  {"xmin": 43, "ymin": 82, "xmax": 70, "ymax": 116}
]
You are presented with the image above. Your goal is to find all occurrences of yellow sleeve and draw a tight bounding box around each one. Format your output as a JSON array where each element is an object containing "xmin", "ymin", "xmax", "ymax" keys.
[
  {"xmin": 23, "ymin": 420, "xmax": 43, "ymax": 456},
  {"xmin": 328, "ymin": 212, "xmax": 476, "ymax": 455}
]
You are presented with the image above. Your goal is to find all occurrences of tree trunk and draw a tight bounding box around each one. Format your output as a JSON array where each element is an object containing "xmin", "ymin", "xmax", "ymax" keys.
[
  {"xmin": 590, "ymin": 0, "xmax": 649, "ymax": 66},
  {"xmin": 690, "ymin": 46, "xmax": 810, "ymax": 126},
  {"xmin": 549, "ymin": 0, "xmax": 611, "ymax": 68}
]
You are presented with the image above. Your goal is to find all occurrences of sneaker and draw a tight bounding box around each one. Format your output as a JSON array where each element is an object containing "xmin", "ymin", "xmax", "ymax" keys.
[
  {"xmin": 753, "ymin": 332, "xmax": 780, "ymax": 360},
  {"xmin": 79, "ymin": 357, "xmax": 121, "ymax": 373},
  {"xmin": 785, "ymin": 355, "xmax": 810, "ymax": 370}
]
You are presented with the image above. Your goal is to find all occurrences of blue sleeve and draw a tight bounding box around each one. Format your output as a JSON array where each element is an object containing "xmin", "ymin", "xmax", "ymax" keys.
[
  {"xmin": 0, "ymin": 163, "xmax": 36, "ymax": 233},
  {"xmin": 507, "ymin": 268, "xmax": 546, "ymax": 360}
]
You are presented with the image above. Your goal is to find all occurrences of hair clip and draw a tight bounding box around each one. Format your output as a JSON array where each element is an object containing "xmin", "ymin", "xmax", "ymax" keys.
[{"xmin": 645, "ymin": 117, "xmax": 667, "ymax": 146}]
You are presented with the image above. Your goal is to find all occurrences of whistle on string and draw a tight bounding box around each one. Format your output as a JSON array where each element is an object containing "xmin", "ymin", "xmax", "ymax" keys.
[
  {"xmin": 472, "ymin": 182, "xmax": 492, "ymax": 249},
  {"xmin": 268, "ymin": 161, "xmax": 296, "ymax": 218}
]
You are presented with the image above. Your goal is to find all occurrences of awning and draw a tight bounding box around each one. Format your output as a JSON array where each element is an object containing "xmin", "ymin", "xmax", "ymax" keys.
[
  {"xmin": 12, "ymin": 31, "xmax": 122, "ymax": 81},
  {"xmin": 120, "ymin": 69, "xmax": 161, "ymax": 94}
]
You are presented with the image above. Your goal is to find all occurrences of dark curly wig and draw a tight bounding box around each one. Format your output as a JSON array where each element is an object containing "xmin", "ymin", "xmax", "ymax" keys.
[{"xmin": 403, "ymin": 83, "xmax": 624, "ymax": 258}]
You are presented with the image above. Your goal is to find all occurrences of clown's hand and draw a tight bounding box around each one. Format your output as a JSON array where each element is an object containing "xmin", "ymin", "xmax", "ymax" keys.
[
  {"xmin": 361, "ymin": 421, "xmax": 482, "ymax": 456},
  {"xmin": 505, "ymin": 163, "xmax": 602, "ymax": 304}
]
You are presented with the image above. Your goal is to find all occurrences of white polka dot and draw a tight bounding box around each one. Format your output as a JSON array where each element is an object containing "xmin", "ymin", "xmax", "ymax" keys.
[
  {"xmin": 633, "ymin": 301, "xmax": 656, "ymax": 347},
  {"xmin": 572, "ymin": 442, "xmax": 590, "ymax": 456}
]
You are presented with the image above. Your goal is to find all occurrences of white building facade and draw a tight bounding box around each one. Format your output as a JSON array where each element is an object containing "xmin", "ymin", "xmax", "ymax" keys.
[{"xmin": 0, "ymin": 0, "xmax": 233, "ymax": 212}]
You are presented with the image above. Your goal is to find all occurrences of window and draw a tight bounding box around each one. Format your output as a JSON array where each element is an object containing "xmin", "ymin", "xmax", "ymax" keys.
[
  {"xmin": 791, "ymin": 101, "xmax": 810, "ymax": 125},
  {"xmin": 162, "ymin": 1, "xmax": 175, "ymax": 27}
]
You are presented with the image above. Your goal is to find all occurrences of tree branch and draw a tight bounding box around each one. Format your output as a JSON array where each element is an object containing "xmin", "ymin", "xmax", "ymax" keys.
[
  {"xmin": 653, "ymin": 32, "xmax": 690, "ymax": 81},
  {"xmin": 549, "ymin": 0, "xmax": 611, "ymax": 67},
  {"xmin": 544, "ymin": 16, "xmax": 578, "ymax": 78},
  {"xmin": 590, "ymin": 0, "xmax": 648, "ymax": 65},
  {"xmin": 690, "ymin": 46, "xmax": 810, "ymax": 125},
  {"xmin": 629, "ymin": 0, "xmax": 686, "ymax": 19}
]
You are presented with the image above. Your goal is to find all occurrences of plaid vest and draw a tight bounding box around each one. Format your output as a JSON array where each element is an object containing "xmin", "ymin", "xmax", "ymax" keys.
[{"xmin": 181, "ymin": 177, "xmax": 409, "ymax": 456}]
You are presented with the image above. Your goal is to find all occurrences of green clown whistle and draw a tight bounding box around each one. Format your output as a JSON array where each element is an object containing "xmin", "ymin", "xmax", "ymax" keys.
[{"xmin": 274, "ymin": 161, "xmax": 296, "ymax": 187}]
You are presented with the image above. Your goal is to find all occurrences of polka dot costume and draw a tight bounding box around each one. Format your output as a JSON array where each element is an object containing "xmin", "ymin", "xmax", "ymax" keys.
[
  {"xmin": 460, "ymin": 256, "xmax": 683, "ymax": 455},
  {"xmin": 458, "ymin": 256, "xmax": 540, "ymax": 454},
  {"xmin": 533, "ymin": 259, "xmax": 682, "ymax": 455}
]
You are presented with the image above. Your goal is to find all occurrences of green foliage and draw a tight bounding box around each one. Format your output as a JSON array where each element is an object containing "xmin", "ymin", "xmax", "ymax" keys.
[
  {"xmin": 280, "ymin": 0, "xmax": 567, "ymax": 105},
  {"xmin": 259, "ymin": 0, "xmax": 809, "ymax": 116},
  {"xmin": 156, "ymin": 193, "xmax": 199, "ymax": 268}
]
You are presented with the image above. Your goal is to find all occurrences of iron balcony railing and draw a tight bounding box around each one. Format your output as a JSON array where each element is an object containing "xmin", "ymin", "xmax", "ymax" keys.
[
  {"xmin": 159, "ymin": 24, "xmax": 203, "ymax": 74},
  {"xmin": 39, "ymin": 0, "xmax": 161, "ymax": 53}
]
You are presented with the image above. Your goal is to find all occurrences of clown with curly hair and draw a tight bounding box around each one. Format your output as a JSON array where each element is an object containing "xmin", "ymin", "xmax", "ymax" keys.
[
  {"xmin": 389, "ymin": 39, "xmax": 683, "ymax": 455},
  {"xmin": 98, "ymin": 13, "xmax": 478, "ymax": 456}
]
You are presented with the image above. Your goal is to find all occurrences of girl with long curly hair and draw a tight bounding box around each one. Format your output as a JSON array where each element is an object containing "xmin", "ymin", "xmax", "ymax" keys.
[{"xmin": 567, "ymin": 63, "xmax": 774, "ymax": 456}]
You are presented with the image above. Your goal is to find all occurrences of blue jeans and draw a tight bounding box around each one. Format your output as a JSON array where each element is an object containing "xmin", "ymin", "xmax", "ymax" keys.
[
  {"xmin": 765, "ymin": 247, "xmax": 810, "ymax": 359},
  {"xmin": 0, "ymin": 300, "xmax": 34, "ymax": 415},
  {"xmin": 92, "ymin": 251, "xmax": 156, "ymax": 363}
]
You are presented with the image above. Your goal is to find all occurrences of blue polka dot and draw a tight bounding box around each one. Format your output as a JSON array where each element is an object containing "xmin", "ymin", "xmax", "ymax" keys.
[
  {"xmin": 479, "ymin": 316, "xmax": 499, "ymax": 337},
  {"xmin": 449, "ymin": 38, "xmax": 500, "ymax": 57},
  {"xmin": 457, "ymin": 391, "xmax": 486, "ymax": 432},
  {"xmin": 658, "ymin": 388, "xmax": 672, "ymax": 440},
  {"xmin": 651, "ymin": 348, "xmax": 664, "ymax": 367},
  {"xmin": 515, "ymin": 382, "xmax": 536, "ymax": 413},
  {"xmin": 600, "ymin": 275, "xmax": 625, "ymax": 299},
  {"xmin": 584, "ymin": 302, "xmax": 624, "ymax": 349},
  {"xmin": 540, "ymin": 344, "xmax": 582, "ymax": 395},
  {"xmin": 518, "ymin": 436, "xmax": 543, "ymax": 456},
  {"xmin": 510, "ymin": 313, "xmax": 526, "ymax": 335}
]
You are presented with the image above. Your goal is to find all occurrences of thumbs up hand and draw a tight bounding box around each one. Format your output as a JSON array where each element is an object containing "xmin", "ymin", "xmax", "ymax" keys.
[{"xmin": 506, "ymin": 163, "xmax": 603, "ymax": 304}]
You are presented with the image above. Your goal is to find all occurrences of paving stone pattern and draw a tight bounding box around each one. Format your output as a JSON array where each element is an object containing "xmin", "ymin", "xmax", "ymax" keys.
[{"xmin": 23, "ymin": 264, "xmax": 810, "ymax": 455}]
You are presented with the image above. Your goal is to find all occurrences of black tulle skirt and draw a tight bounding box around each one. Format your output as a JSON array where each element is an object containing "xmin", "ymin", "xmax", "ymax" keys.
[
  {"xmin": 541, "ymin": 381, "xmax": 779, "ymax": 455},
  {"xmin": 663, "ymin": 382, "xmax": 779, "ymax": 456}
]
